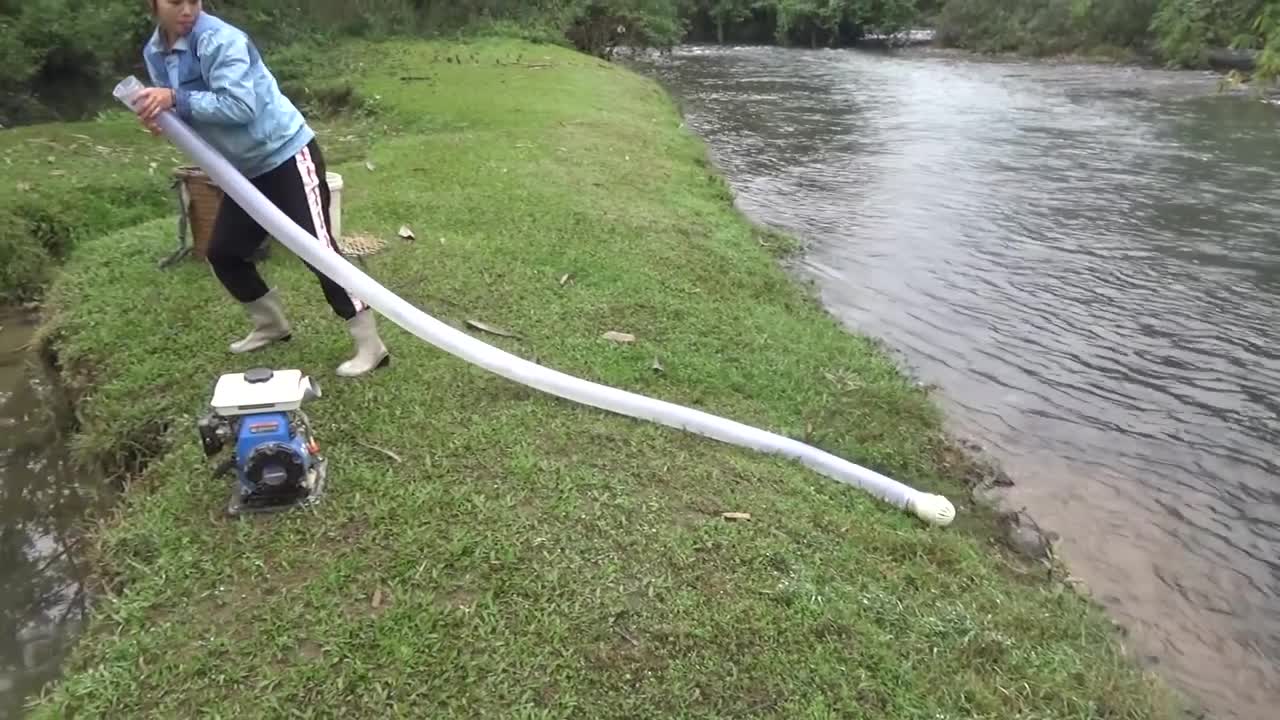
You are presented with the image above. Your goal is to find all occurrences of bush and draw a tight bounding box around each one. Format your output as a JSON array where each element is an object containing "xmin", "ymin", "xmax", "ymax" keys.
[
  {"xmin": 935, "ymin": 0, "xmax": 1272, "ymax": 69},
  {"xmin": 1255, "ymin": 4, "xmax": 1280, "ymax": 81},
  {"xmin": 0, "ymin": 210, "xmax": 55, "ymax": 300},
  {"xmin": 0, "ymin": 0, "xmax": 151, "ymax": 126},
  {"xmin": 1153, "ymin": 0, "xmax": 1246, "ymax": 65},
  {"xmin": 560, "ymin": 0, "xmax": 688, "ymax": 57},
  {"xmin": 1151, "ymin": 0, "xmax": 1279, "ymax": 76}
]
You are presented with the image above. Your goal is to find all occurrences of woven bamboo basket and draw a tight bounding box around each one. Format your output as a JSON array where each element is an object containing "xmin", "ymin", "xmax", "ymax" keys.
[
  {"xmin": 169, "ymin": 167, "xmax": 381, "ymax": 264},
  {"xmin": 173, "ymin": 166, "xmax": 224, "ymax": 259}
]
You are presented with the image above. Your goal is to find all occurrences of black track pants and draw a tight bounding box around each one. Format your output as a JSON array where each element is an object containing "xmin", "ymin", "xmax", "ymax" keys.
[{"xmin": 206, "ymin": 139, "xmax": 365, "ymax": 320}]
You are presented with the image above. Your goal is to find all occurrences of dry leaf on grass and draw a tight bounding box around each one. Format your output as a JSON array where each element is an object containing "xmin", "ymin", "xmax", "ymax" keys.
[
  {"xmin": 398, "ymin": 225, "xmax": 416, "ymax": 241},
  {"xmin": 602, "ymin": 331, "xmax": 635, "ymax": 344},
  {"xmin": 721, "ymin": 512, "xmax": 752, "ymax": 522},
  {"xmin": 356, "ymin": 440, "xmax": 402, "ymax": 463},
  {"xmin": 466, "ymin": 319, "xmax": 521, "ymax": 339},
  {"xmin": 652, "ymin": 357, "xmax": 665, "ymax": 373},
  {"xmin": 365, "ymin": 161, "xmax": 376, "ymax": 172},
  {"xmin": 559, "ymin": 273, "xmax": 574, "ymax": 287}
]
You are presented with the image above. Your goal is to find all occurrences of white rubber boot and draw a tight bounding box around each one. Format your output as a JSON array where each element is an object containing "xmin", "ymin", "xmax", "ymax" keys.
[
  {"xmin": 230, "ymin": 289, "xmax": 291, "ymax": 354},
  {"xmin": 336, "ymin": 309, "xmax": 390, "ymax": 377}
]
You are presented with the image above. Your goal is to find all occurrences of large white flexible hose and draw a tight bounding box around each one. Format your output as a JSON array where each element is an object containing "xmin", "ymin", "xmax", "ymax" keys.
[{"xmin": 114, "ymin": 76, "xmax": 955, "ymax": 527}]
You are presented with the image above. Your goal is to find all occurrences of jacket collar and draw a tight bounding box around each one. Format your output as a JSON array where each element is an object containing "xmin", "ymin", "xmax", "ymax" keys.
[{"xmin": 146, "ymin": 25, "xmax": 194, "ymax": 56}]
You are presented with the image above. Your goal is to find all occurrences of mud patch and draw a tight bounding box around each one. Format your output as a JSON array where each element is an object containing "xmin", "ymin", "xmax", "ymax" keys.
[
  {"xmin": 297, "ymin": 640, "xmax": 324, "ymax": 662},
  {"xmin": 437, "ymin": 588, "xmax": 479, "ymax": 612}
]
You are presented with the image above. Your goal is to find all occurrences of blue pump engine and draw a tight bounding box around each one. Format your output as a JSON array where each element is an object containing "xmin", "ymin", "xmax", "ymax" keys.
[{"xmin": 198, "ymin": 368, "xmax": 327, "ymax": 517}]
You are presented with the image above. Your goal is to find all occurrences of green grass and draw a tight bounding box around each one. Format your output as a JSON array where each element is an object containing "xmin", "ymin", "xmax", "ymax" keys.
[{"xmin": 28, "ymin": 38, "xmax": 1178, "ymax": 719}]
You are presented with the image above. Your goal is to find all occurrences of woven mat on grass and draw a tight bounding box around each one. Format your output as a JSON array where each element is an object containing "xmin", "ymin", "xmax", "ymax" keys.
[{"xmin": 337, "ymin": 232, "xmax": 388, "ymax": 258}]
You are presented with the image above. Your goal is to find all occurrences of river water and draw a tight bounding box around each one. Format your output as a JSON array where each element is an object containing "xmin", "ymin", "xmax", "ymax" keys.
[
  {"xmin": 0, "ymin": 310, "xmax": 97, "ymax": 719},
  {"xmin": 632, "ymin": 45, "xmax": 1280, "ymax": 720}
]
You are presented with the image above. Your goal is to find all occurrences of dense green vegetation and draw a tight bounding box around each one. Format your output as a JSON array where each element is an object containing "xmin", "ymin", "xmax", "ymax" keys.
[
  {"xmin": 680, "ymin": 0, "xmax": 924, "ymax": 45},
  {"xmin": 1, "ymin": 0, "xmax": 913, "ymax": 127},
  {"xmin": 3, "ymin": 0, "xmax": 1276, "ymax": 130},
  {"xmin": 934, "ymin": 0, "xmax": 1280, "ymax": 79},
  {"xmin": 22, "ymin": 36, "xmax": 1180, "ymax": 718}
]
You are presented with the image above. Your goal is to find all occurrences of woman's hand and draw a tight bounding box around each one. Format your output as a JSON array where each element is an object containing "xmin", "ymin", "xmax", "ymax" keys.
[{"xmin": 133, "ymin": 88, "xmax": 176, "ymax": 133}]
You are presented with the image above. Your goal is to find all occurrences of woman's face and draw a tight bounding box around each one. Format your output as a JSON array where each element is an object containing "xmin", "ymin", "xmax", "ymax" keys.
[{"xmin": 153, "ymin": 0, "xmax": 202, "ymax": 39}]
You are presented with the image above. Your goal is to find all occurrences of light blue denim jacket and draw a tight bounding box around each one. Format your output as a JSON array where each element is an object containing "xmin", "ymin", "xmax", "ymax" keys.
[{"xmin": 143, "ymin": 12, "xmax": 313, "ymax": 179}]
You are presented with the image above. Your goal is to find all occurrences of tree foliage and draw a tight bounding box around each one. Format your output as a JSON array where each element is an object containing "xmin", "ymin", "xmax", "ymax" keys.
[
  {"xmin": 0, "ymin": 0, "xmax": 932, "ymax": 126},
  {"xmin": 1253, "ymin": 2, "xmax": 1280, "ymax": 80},
  {"xmin": 0, "ymin": 0, "xmax": 152, "ymax": 125},
  {"xmin": 0, "ymin": 0, "xmax": 696, "ymax": 125},
  {"xmin": 2, "ymin": 0, "xmax": 1275, "ymax": 125},
  {"xmin": 682, "ymin": 0, "xmax": 921, "ymax": 46},
  {"xmin": 936, "ymin": 0, "xmax": 1280, "ymax": 83},
  {"xmin": 1150, "ymin": 0, "xmax": 1266, "ymax": 64}
]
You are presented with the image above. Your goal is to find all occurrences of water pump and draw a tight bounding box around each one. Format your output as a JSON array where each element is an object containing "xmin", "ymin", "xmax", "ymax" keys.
[{"xmin": 197, "ymin": 368, "xmax": 327, "ymax": 517}]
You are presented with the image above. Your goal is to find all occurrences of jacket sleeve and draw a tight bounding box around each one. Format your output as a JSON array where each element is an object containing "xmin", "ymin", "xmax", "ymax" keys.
[{"xmin": 174, "ymin": 30, "xmax": 256, "ymax": 125}]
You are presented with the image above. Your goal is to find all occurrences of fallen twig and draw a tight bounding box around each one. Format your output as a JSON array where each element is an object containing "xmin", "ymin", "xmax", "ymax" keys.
[
  {"xmin": 496, "ymin": 61, "xmax": 555, "ymax": 69},
  {"xmin": 466, "ymin": 319, "xmax": 522, "ymax": 339},
  {"xmin": 616, "ymin": 627, "xmax": 640, "ymax": 646},
  {"xmin": 356, "ymin": 441, "xmax": 403, "ymax": 464}
]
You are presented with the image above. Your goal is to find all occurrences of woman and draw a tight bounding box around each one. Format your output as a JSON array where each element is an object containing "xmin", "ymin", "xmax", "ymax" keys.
[{"xmin": 131, "ymin": 0, "xmax": 390, "ymax": 378}]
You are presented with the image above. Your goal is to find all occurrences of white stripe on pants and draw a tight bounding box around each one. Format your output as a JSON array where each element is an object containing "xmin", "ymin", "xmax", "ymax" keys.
[{"xmin": 294, "ymin": 146, "xmax": 365, "ymax": 314}]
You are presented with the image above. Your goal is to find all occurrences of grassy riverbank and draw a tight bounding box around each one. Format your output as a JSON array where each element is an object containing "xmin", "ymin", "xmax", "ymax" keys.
[{"xmin": 25, "ymin": 38, "xmax": 1178, "ymax": 718}]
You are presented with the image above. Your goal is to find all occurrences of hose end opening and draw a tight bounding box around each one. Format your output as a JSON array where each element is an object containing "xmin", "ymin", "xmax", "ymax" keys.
[{"xmin": 911, "ymin": 494, "xmax": 956, "ymax": 527}]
